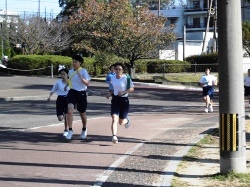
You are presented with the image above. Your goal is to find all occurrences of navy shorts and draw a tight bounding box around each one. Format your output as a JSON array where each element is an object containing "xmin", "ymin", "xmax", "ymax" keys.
[
  {"xmin": 202, "ymin": 86, "xmax": 214, "ymax": 98},
  {"xmin": 111, "ymin": 96, "xmax": 129, "ymax": 119},
  {"xmin": 56, "ymin": 95, "xmax": 68, "ymax": 116},
  {"xmin": 67, "ymin": 89, "xmax": 87, "ymax": 113},
  {"xmin": 245, "ymin": 86, "xmax": 250, "ymax": 96}
]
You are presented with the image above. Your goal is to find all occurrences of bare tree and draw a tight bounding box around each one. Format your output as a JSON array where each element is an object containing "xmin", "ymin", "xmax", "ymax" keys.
[{"xmin": 9, "ymin": 16, "xmax": 72, "ymax": 55}]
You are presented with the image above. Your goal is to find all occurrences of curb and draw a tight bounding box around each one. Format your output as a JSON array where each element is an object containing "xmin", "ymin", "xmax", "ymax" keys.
[{"xmin": 160, "ymin": 125, "xmax": 218, "ymax": 186}]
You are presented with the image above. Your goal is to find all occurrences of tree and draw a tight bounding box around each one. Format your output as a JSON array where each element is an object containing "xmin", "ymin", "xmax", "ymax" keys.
[
  {"xmin": 58, "ymin": 0, "xmax": 86, "ymax": 17},
  {"xmin": 9, "ymin": 16, "xmax": 72, "ymax": 55},
  {"xmin": 1, "ymin": 21, "xmax": 11, "ymax": 58},
  {"xmin": 242, "ymin": 21, "xmax": 250, "ymax": 56},
  {"xmin": 68, "ymin": 0, "xmax": 176, "ymax": 76}
]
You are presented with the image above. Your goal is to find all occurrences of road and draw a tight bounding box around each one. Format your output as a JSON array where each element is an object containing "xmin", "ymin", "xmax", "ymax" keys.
[
  {"xmin": 0, "ymin": 75, "xmax": 220, "ymax": 187},
  {"xmin": 0, "ymin": 75, "xmax": 218, "ymax": 131}
]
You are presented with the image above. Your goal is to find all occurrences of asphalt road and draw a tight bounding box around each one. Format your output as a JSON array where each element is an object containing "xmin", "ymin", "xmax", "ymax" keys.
[
  {"xmin": 0, "ymin": 75, "xmax": 218, "ymax": 132},
  {"xmin": 0, "ymin": 75, "xmax": 220, "ymax": 187}
]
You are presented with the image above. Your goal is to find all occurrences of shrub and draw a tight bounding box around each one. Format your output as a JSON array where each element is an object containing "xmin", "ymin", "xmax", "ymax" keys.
[
  {"xmin": 136, "ymin": 59, "xmax": 191, "ymax": 73},
  {"xmin": 7, "ymin": 55, "xmax": 95, "ymax": 76},
  {"xmin": 185, "ymin": 53, "xmax": 218, "ymax": 72}
]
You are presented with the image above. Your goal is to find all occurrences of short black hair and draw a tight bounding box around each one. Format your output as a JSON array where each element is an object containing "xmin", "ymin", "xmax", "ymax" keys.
[
  {"xmin": 109, "ymin": 64, "xmax": 115, "ymax": 70},
  {"xmin": 72, "ymin": 55, "xmax": 84, "ymax": 63},
  {"xmin": 114, "ymin": 63, "xmax": 124, "ymax": 69},
  {"xmin": 59, "ymin": 68, "xmax": 69, "ymax": 74}
]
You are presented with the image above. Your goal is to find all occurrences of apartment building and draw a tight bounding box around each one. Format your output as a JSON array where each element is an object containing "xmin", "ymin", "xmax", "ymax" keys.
[
  {"xmin": 0, "ymin": 9, "xmax": 19, "ymax": 25},
  {"xmin": 158, "ymin": 0, "xmax": 250, "ymax": 60},
  {"xmin": 184, "ymin": 0, "xmax": 215, "ymax": 33}
]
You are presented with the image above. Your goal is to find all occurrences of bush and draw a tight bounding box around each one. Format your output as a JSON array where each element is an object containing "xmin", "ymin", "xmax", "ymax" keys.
[
  {"xmin": 7, "ymin": 55, "xmax": 95, "ymax": 76},
  {"xmin": 185, "ymin": 53, "xmax": 218, "ymax": 72},
  {"xmin": 135, "ymin": 59, "xmax": 191, "ymax": 73}
]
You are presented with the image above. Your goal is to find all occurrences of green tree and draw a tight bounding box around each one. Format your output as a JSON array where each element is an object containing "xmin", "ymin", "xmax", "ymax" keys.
[
  {"xmin": 242, "ymin": 21, "xmax": 250, "ymax": 56},
  {"xmin": 68, "ymin": 0, "xmax": 176, "ymax": 77},
  {"xmin": 1, "ymin": 21, "xmax": 11, "ymax": 58},
  {"xmin": 58, "ymin": 0, "xmax": 86, "ymax": 16}
]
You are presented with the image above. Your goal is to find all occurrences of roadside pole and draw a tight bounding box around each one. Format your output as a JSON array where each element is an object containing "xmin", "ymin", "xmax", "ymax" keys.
[{"xmin": 217, "ymin": 0, "xmax": 246, "ymax": 173}]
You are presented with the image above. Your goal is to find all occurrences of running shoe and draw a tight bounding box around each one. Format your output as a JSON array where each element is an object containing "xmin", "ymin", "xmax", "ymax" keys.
[
  {"xmin": 204, "ymin": 108, "xmax": 208, "ymax": 113},
  {"xmin": 80, "ymin": 129, "xmax": 87, "ymax": 139},
  {"xmin": 125, "ymin": 116, "xmax": 130, "ymax": 129},
  {"xmin": 65, "ymin": 130, "xmax": 73, "ymax": 140},
  {"xmin": 112, "ymin": 135, "xmax": 118, "ymax": 144},
  {"xmin": 208, "ymin": 105, "xmax": 213, "ymax": 112},
  {"xmin": 63, "ymin": 130, "xmax": 68, "ymax": 137}
]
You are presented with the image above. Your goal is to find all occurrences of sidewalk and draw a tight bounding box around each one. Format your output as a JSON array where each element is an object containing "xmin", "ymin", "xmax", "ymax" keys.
[{"xmin": 0, "ymin": 75, "xmax": 248, "ymax": 186}]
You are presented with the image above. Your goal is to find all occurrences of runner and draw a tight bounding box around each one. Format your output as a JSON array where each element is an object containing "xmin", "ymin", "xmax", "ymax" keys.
[
  {"xmin": 106, "ymin": 63, "xmax": 134, "ymax": 144},
  {"xmin": 47, "ymin": 68, "xmax": 69, "ymax": 136},
  {"xmin": 199, "ymin": 68, "xmax": 217, "ymax": 113},
  {"xmin": 65, "ymin": 55, "xmax": 91, "ymax": 140}
]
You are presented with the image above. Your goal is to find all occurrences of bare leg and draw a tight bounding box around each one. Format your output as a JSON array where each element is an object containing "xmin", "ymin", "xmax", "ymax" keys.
[
  {"xmin": 57, "ymin": 115, "xmax": 64, "ymax": 121},
  {"xmin": 210, "ymin": 99, "xmax": 213, "ymax": 106},
  {"xmin": 67, "ymin": 104, "xmax": 74, "ymax": 128},
  {"xmin": 79, "ymin": 112, "xmax": 87, "ymax": 128},
  {"xmin": 64, "ymin": 114, "xmax": 68, "ymax": 130},
  {"xmin": 119, "ymin": 118, "xmax": 129, "ymax": 126},
  {"xmin": 205, "ymin": 95, "xmax": 210, "ymax": 108},
  {"xmin": 111, "ymin": 114, "xmax": 119, "ymax": 135}
]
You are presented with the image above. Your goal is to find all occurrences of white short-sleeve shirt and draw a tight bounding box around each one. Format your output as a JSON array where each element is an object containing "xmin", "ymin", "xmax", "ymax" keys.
[
  {"xmin": 68, "ymin": 68, "xmax": 91, "ymax": 91},
  {"xmin": 111, "ymin": 75, "xmax": 134, "ymax": 97},
  {"xmin": 51, "ymin": 80, "xmax": 69, "ymax": 96},
  {"xmin": 199, "ymin": 74, "xmax": 217, "ymax": 87}
]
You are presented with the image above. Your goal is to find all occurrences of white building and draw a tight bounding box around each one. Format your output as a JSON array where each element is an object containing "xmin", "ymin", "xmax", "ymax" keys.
[
  {"xmin": 0, "ymin": 9, "xmax": 19, "ymax": 25},
  {"xmin": 158, "ymin": 0, "xmax": 249, "ymax": 61}
]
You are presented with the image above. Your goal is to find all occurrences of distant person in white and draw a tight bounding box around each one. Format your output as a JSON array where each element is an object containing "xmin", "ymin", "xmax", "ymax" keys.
[
  {"xmin": 244, "ymin": 69, "xmax": 250, "ymax": 107},
  {"xmin": 199, "ymin": 68, "xmax": 217, "ymax": 113},
  {"xmin": 47, "ymin": 68, "xmax": 70, "ymax": 136}
]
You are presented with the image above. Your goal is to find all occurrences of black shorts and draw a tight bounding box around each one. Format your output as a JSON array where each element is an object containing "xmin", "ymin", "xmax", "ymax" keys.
[
  {"xmin": 67, "ymin": 89, "xmax": 87, "ymax": 113},
  {"xmin": 111, "ymin": 96, "xmax": 129, "ymax": 119},
  {"xmin": 56, "ymin": 95, "xmax": 68, "ymax": 116}
]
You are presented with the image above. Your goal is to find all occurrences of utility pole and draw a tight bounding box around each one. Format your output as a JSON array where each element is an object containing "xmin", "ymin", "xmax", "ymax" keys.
[
  {"xmin": 1, "ymin": 23, "xmax": 3, "ymax": 60},
  {"xmin": 217, "ymin": 0, "xmax": 246, "ymax": 174},
  {"xmin": 38, "ymin": 0, "xmax": 40, "ymax": 17},
  {"xmin": 212, "ymin": 0, "xmax": 217, "ymax": 52},
  {"xmin": 183, "ymin": 25, "xmax": 186, "ymax": 61},
  {"xmin": 158, "ymin": 0, "xmax": 161, "ymax": 17}
]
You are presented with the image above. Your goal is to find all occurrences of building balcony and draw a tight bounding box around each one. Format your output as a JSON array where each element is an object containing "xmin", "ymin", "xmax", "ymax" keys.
[
  {"xmin": 186, "ymin": 23, "xmax": 206, "ymax": 28},
  {"xmin": 185, "ymin": 6, "xmax": 209, "ymax": 12}
]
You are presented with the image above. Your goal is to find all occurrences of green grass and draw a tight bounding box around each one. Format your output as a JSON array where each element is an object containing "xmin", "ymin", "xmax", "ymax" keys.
[
  {"xmin": 172, "ymin": 128, "xmax": 250, "ymax": 187},
  {"xmin": 211, "ymin": 171, "xmax": 250, "ymax": 184},
  {"xmin": 135, "ymin": 72, "xmax": 219, "ymax": 85}
]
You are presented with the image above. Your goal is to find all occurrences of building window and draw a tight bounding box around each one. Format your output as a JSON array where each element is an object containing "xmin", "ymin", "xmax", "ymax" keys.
[
  {"xmin": 193, "ymin": 1, "xmax": 200, "ymax": 9},
  {"xmin": 165, "ymin": 18, "xmax": 178, "ymax": 27},
  {"xmin": 193, "ymin": 17, "xmax": 200, "ymax": 28},
  {"xmin": 170, "ymin": 18, "xmax": 178, "ymax": 24}
]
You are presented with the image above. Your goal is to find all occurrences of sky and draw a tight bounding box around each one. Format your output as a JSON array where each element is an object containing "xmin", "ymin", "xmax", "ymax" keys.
[{"xmin": 1, "ymin": 0, "xmax": 62, "ymax": 17}]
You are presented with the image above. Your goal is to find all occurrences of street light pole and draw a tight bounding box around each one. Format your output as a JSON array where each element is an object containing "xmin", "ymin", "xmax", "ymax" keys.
[
  {"xmin": 158, "ymin": 0, "xmax": 161, "ymax": 17},
  {"xmin": 217, "ymin": 0, "xmax": 246, "ymax": 174},
  {"xmin": 1, "ymin": 23, "xmax": 3, "ymax": 60}
]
